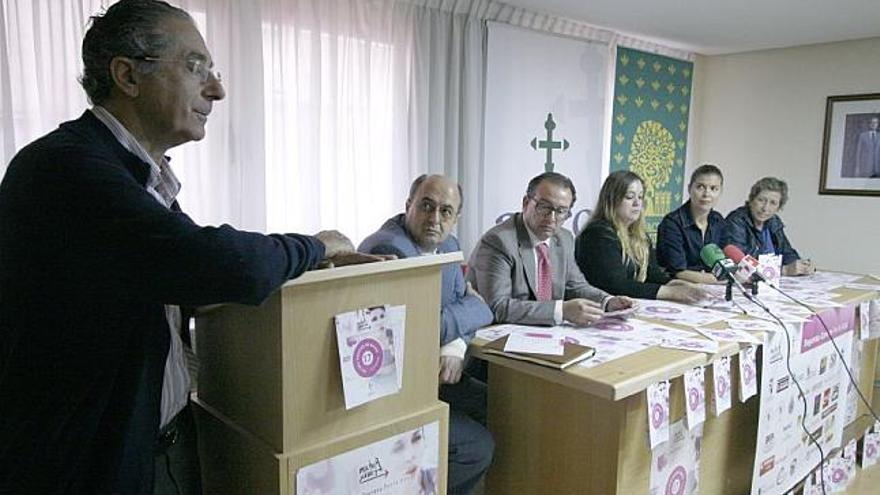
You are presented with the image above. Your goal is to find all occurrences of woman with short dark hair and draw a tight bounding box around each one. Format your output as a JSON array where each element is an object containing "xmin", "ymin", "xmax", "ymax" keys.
[
  {"xmin": 657, "ymin": 164, "xmax": 726, "ymax": 284},
  {"xmin": 723, "ymin": 177, "xmax": 813, "ymax": 276}
]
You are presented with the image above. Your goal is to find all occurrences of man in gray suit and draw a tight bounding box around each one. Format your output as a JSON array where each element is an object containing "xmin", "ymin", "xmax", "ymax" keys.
[
  {"xmin": 468, "ymin": 172, "xmax": 634, "ymax": 326},
  {"xmin": 854, "ymin": 116, "xmax": 880, "ymax": 177}
]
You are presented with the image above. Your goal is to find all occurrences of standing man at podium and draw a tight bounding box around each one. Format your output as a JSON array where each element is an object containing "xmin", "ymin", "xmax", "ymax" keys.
[
  {"xmin": 360, "ymin": 174, "xmax": 495, "ymax": 494},
  {"xmin": 0, "ymin": 1, "xmax": 371, "ymax": 494}
]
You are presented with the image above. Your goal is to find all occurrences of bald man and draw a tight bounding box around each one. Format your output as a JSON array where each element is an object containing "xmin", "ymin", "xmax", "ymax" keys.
[{"xmin": 359, "ymin": 174, "xmax": 494, "ymax": 494}]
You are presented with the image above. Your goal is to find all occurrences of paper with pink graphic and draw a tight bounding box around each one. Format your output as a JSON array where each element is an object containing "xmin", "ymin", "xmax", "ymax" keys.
[
  {"xmin": 711, "ymin": 356, "xmax": 731, "ymax": 415},
  {"xmin": 649, "ymin": 420, "xmax": 702, "ymax": 495},
  {"xmin": 858, "ymin": 300, "xmax": 880, "ymax": 340},
  {"xmin": 737, "ymin": 346, "xmax": 757, "ymax": 402},
  {"xmin": 696, "ymin": 327, "xmax": 763, "ymax": 345},
  {"xmin": 724, "ymin": 318, "xmax": 781, "ymax": 333},
  {"xmin": 683, "ymin": 367, "xmax": 705, "ymax": 430},
  {"xmin": 647, "ymin": 380, "xmax": 670, "ymax": 449},
  {"xmin": 296, "ymin": 421, "xmax": 440, "ymax": 495},
  {"xmin": 863, "ymin": 423, "xmax": 880, "ymax": 468},
  {"xmin": 335, "ymin": 305, "xmax": 405, "ymax": 410},
  {"xmin": 659, "ymin": 334, "xmax": 719, "ymax": 354},
  {"xmin": 843, "ymin": 438, "xmax": 857, "ymax": 481},
  {"xmin": 637, "ymin": 299, "xmax": 731, "ymax": 327},
  {"xmin": 757, "ymin": 254, "xmax": 782, "ymax": 286}
]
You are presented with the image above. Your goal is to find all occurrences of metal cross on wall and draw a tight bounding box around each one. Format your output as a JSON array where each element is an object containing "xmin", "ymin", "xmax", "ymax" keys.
[{"xmin": 530, "ymin": 113, "xmax": 570, "ymax": 172}]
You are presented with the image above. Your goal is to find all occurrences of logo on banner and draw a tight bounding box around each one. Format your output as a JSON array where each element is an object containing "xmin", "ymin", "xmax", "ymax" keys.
[
  {"xmin": 594, "ymin": 320, "xmax": 634, "ymax": 331},
  {"xmin": 717, "ymin": 376, "xmax": 729, "ymax": 397},
  {"xmin": 665, "ymin": 465, "xmax": 687, "ymax": 495},
  {"xmin": 352, "ymin": 338, "xmax": 384, "ymax": 377},
  {"xmin": 652, "ymin": 403, "xmax": 666, "ymax": 428},
  {"xmin": 530, "ymin": 113, "xmax": 570, "ymax": 172},
  {"xmin": 688, "ymin": 387, "xmax": 702, "ymax": 411},
  {"xmin": 645, "ymin": 305, "xmax": 681, "ymax": 315},
  {"xmin": 743, "ymin": 362, "xmax": 755, "ymax": 385}
]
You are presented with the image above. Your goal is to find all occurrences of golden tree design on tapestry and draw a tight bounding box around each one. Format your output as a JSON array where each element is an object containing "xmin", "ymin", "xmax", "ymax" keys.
[{"xmin": 627, "ymin": 120, "xmax": 675, "ymax": 218}]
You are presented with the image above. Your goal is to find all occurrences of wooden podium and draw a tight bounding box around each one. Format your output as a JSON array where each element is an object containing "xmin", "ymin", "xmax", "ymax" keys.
[{"xmin": 192, "ymin": 253, "xmax": 462, "ymax": 494}]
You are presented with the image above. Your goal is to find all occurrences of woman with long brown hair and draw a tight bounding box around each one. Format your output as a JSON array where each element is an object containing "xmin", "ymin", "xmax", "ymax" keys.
[{"xmin": 575, "ymin": 171, "xmax": 706, "ymax": 303}]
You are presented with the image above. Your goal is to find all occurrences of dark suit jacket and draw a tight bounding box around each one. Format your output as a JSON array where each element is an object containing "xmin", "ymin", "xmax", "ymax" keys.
[
  {"xmin": 358, "ymin": 214, "xmax": 493, "ymax": 345},
  {"xmin": 575, "ymin": 219, "xmax": 672, "ymax": 299},
  {"xmin": 0, "ymin": 111, "xmax": 324, "ymax": 494},
  {"xmin": 722, "ymin": 205, "xmax": 800, "ymax": 266},
  {"xmin": 466, "ymin": 213, "xmax": 608, "ymax": 325}
]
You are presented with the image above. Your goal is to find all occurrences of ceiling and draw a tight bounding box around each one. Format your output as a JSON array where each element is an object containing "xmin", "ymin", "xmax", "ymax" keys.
[{"xmin": 501, "ymin": 0, "xmax": 880, "ymax": 55}]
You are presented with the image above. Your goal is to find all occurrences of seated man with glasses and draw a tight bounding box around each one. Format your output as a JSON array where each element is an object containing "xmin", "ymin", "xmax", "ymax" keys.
[
  {"xmin": 468, "ymin": 172, "xmax": 635, "ymax": 326},
  {"xmin": 359, "ymin": 174, "xmax": 495, "ymax": 495}
]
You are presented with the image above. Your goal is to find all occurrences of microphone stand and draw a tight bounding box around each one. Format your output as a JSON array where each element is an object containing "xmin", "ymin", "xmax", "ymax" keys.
[{"xmin": 749, "ymin": 275, "xmax": 760, "ymax": 296}]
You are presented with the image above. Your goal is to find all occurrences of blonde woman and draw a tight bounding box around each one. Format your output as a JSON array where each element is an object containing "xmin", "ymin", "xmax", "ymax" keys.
[{"xmin": 575, "ymin": 171, "xmax": 706, "ymax": 303}]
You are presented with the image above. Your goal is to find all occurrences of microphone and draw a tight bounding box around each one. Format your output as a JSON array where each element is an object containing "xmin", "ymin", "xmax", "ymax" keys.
[
  {"xmin": 701, "ymin": 243, "xmax": 752, "ymax": 303},
  {"xmin": 723, "ymin": 244, "xmax": 773, "ymax": 287},
  {"xmin": 699, "ymin": 244, "xmax": 737, "ymax": 282}
]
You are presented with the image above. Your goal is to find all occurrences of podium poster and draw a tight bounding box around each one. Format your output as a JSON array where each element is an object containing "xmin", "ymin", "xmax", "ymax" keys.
[
  {"xmin": 296, "ymin": 421, "xmax": 440, "ymax": 495},
  {"xmin": 650, "ymin": 420, "xmax": 702, "ymax": 495},
  {"xmin": 335, "ymin": 305, "xmax": 406, "ymax": 409},
  {"xmin": 750, "ymin": 306, "xmax": 856, "ymax": 494}
]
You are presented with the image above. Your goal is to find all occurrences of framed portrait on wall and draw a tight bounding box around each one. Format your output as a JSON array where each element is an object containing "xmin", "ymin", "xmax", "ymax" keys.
[{"xmin": 819, "ymin": 93, "xmax": 880, "ymax": 196}]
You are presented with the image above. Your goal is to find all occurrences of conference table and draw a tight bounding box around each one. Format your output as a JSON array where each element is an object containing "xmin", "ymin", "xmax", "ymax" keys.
[{"xmin": 470, "ymin": 275, "xmax": 880, "ymax": 494}]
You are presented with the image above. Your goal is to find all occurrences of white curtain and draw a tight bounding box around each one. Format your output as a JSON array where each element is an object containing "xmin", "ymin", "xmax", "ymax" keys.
[
  {"xmin": 0, "ymin": 0, "xmax": 691, "ymax": 251},
  {"xmin": 0, "ymin": 0, "xmax": 485, "ymax": 248},
  {"xmin": 0, "ymin": 0, "xmax": 108, "ymax": 162}
]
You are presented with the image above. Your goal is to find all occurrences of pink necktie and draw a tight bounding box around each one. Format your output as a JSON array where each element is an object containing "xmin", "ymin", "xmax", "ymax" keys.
[{"xmin": 536, "ymin": 243, "xmax": 552, "ymax": 301}]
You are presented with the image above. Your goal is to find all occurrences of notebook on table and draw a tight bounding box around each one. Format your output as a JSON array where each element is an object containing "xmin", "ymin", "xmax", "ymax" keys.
[{"xmin": 482, "ymin": 334, "xmax": 595, "ymax": 370}]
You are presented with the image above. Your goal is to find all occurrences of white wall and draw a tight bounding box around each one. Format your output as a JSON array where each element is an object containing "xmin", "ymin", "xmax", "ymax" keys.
[{"xmin": 690, "ymin": 37, "xmax": 880, "ymax": 275}]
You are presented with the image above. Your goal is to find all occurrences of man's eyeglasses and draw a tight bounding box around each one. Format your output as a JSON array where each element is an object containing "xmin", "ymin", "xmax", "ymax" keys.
[
  {"xmin": 134, "ymin": 56, "xmax": 222, "ymax": 83},
  {"xmin": 416, "ymin": 199, "xmax": 458, "ymax": 221},
  {"xmin": 528, "ymin": 196, "xmax": 571, "ymax": 220}
]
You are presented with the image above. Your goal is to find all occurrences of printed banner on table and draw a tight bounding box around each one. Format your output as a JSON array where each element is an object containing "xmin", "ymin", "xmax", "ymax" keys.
[
  {"xmin": 750, "ymin": 306, "xmax": 856, "ymax": 494},
  {"xmin": 335, "ymin": 305, "xmax": 405, "ymax": 409},
  {"xmin": 609, "ymin": 47, "xmax": 693, "ymax": 232},
  {"xmin": 296, "ymin": 421, "xmax": 440, "ymax": 495}
]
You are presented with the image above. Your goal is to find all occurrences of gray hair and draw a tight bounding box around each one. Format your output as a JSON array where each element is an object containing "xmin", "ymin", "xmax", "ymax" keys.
[
  {"xmin": 748, "ymin": 176, "xmax": 789, "ymax": 208},
  {"xmin": 80, "ymin": 0, "xmax": 192, "ymax": 104}
]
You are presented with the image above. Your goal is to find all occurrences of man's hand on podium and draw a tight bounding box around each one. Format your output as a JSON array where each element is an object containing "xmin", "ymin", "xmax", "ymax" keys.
[
  {"xmin": 440, "ymin": 355, "xmax": 464, "ymax": 384},
  {"xmin": 315, "ymin": 230, "xmax": 356, "ymax": 258},
  {"xmin": 318, "ymin": 252, "xmax": 397, "ymax": 269},
  {"xmin": 314, "ymin": 230, "xmax": 396, "ymax": 268}
]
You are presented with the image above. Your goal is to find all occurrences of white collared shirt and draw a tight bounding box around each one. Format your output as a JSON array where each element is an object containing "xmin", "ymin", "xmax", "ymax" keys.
[{"xmin": 91, "ymin": 106, "xmax": 189, "ymax": 428}]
